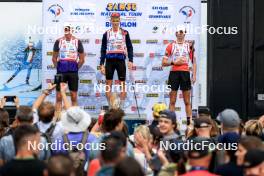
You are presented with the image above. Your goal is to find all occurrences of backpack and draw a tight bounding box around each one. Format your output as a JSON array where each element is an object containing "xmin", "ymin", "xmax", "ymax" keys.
[
  {"xmin": 63, "ymin": 131, "xmax": 89, "ymax": 176},
  {"xmin": 34, "ymin": 122, "xmax": 56, "ymax": 144}
]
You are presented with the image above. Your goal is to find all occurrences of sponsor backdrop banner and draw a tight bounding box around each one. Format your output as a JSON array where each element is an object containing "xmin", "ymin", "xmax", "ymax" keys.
[{"xmin": 43, "ymin": 0, "xmax": 201, "ymax": 124}]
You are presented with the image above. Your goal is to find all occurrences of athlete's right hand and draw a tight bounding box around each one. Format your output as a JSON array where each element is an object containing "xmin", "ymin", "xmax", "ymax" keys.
[{"xmin": 100, "ymin": 65, "xmax": 105, "ymax": 75}]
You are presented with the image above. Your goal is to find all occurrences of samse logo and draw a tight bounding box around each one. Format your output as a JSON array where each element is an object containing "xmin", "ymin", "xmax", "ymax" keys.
[{"xmin": 106, "ymin": 3, "xmax": 137, "ymax": 11}]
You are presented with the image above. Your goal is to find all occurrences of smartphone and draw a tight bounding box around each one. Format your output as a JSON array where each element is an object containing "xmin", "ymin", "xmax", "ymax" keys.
[
  {"xmin": 4, "ymin": 96, "xmax": 16, "ymax": 102},
  {"xmin": 54, "ymin": 74, "xmax": 63, "ymax": 91},
  {"xmin": 101, "ymin": 106, "xmax": 109, "ymax": 111}
]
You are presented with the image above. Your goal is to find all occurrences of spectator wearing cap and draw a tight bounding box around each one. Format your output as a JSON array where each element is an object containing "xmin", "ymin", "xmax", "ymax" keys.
[
  {"xmin": 53, "ymin": 106, "xmax": 97, "ymax": 162},
  {"xmin": 0, "ymin": 125, "xmax": 46, "ymax": 176},
  {"xmin": 0, "ymin": 106, "xmax": 50, "ymax": 167},
  {"xmin": 181, "ymin": 137, "xmax": 217, "ymax": 176},
  {"xmin": 148, "ymin": 102, "xmax": 167, "ymax": 137},
  {"xmin": 99, "ymin": 12, "xmax": 133, "ymax": 109},
  {"xmin": 148, "ymin": 110, "xmax": 183, "ymax": 175},
  {"xmin": 217, "ymin": 109, "xmax": 241, "ymax": 134},
  {"xmin": 235, "ymin": 136, "xmax": 264, "ymax": 166},
  {"xmin": 158, "ymin": 110, "xmax": 181, "ymax": 140},
  {"xmin": 96, "ymin": 131, "xmax": 127, "ymax": 176},
  {"xmin": 243, "ymin": 149, "xmax": 264, "ymax": 176},
  {"xmin": 187, "ymin": 116, "xmax": 218, "ymax": 144},
  {"xmin": 215, "ymin": 132, "xmax": 243, "ymax": 176}
]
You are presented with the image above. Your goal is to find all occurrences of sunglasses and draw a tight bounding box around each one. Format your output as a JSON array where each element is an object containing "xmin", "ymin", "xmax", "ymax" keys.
[{"xmin": 176, "ymin": 30, "xmax": 185, "ymax": 34}]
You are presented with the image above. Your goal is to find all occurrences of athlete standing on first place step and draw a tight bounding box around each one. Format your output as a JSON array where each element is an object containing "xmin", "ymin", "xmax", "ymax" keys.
[{"xmin": 99, "ymin": 12, "xmax": 133, "ymax": 109}]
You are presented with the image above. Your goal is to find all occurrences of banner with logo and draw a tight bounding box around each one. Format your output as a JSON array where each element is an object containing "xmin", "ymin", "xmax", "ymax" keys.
[{"xmin": 43, "ymin": 0, "xmax": 201, "ymax": 125}]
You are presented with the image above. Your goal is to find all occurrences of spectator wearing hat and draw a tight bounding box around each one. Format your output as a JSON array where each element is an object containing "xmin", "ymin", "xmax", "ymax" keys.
[
  {"xmin": 53, "ymin": 106, "xmax": 97, "ymax": 162},
  {"xmin": 182, "ymin": 137, "xmax": 217, "ymax": 176},
  {"xmin": 99, "ymin": 12, "xmax": 133, "ymax": 109},
  {"xmin": 243, "ymin": 149, "xmax": 264, "ymax": 176},
  {"xmin": 148, "ymin": 110, "xmax": 183, "ymax": 174},
  {"xmin": 217, "ymin": 109, "xmax": 241, "ymax": 134},
  {"xmin": 0, "ymin": 106, "xmax": 50, "ymax": 167},
  {"xmin": 235, "ymin": 136, "xmax": 264, "ymax": 166},
  {"xmin": 187, "ymin": 116, "xmax": 218, "ymax": 144},
  {"xmin": 148, "ymin": 102, "xmax": 167, "ymax": 137},
  {"xmin": 158, "ymin": 110, "xmax": 182, "ymax": 141}
]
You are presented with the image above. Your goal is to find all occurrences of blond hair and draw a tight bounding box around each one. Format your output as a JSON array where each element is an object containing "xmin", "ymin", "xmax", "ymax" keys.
[
  {"xmin": 244, "ymin": 120, "xmax": 263, "ymax": 137},
  {"xmin": 134, "ymin": 125, "xmax": 152, "ymax": 141}
]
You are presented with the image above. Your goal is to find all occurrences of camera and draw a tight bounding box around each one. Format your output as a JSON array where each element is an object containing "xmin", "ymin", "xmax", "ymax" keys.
[{"xmin": 54, "ymin": 74, "xmax": 63, "ymax": 91}]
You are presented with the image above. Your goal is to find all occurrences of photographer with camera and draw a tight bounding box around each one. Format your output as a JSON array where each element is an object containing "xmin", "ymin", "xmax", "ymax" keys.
[{"xmin": 52, "ymin": 23, "xmax": 85, "ymax": 111}]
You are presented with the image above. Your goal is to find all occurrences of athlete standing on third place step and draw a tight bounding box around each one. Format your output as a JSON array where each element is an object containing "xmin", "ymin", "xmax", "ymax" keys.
[
  {"xmin": 99, "ymin": 12, "xmax": 133, "ymax": 109},
  {"xmin": 162, "ymin": 25, "xmax": 197, "ymax": 126}
]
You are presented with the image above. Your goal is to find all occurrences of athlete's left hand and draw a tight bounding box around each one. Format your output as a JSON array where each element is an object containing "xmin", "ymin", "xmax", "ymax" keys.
[
  {"xmin": 191, "ymin": 74, "xmax": 196, "ymax": 84},
  {"xmin": 128, "ymin": 61, "xmax": 133, "ymax": 70}
]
